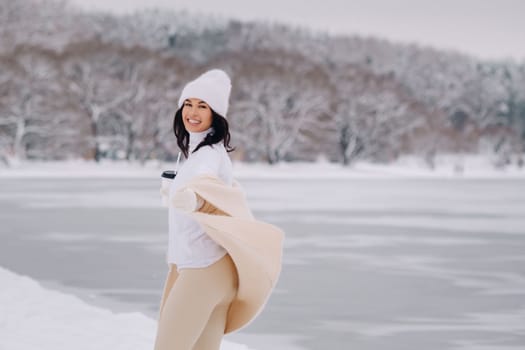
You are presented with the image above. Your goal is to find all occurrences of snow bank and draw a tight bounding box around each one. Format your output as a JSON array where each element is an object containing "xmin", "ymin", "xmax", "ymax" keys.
[{"xmin": 0, "ymin": 266, "xmax": 252, "ymax": 350}]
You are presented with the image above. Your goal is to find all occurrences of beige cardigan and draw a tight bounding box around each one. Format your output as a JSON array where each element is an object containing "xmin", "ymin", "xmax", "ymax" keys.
[{"xmin": 182, "ymin": 174, "xmax": 285, "ymax": 334}]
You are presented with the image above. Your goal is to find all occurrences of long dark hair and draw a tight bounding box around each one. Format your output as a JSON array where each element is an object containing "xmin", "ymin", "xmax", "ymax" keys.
[{"xmin": 173, "ymin": 106, "xmax": 235, "ymax": 158}]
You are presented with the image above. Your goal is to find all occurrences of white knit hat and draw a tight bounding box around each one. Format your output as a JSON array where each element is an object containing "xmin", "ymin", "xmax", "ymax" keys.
[{"xmin": 178, "ymin": 69, "xmax": 232, "ymax": 118}]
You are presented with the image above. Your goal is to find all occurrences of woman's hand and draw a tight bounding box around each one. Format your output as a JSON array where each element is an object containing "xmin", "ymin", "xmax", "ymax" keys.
[{"xmin": 171, "ymin": 188, "xmax": 204, "ymax": 212}]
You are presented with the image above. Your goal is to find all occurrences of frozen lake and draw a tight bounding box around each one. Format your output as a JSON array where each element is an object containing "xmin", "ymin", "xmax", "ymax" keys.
[{"xmin": 1, "ymin": 176, "xmax": 525, "ymax": 350}]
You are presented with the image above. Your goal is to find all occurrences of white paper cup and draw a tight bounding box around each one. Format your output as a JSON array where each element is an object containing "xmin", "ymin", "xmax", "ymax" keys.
[{"xmin": 161, "ymin": 170, "xmax": 176, "ymax": 207}]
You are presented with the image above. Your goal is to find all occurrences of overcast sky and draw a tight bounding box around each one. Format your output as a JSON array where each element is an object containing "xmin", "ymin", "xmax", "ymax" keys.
[{"xmin": 69, "ymin": 0, "xmax": 525, "ymax": 62}]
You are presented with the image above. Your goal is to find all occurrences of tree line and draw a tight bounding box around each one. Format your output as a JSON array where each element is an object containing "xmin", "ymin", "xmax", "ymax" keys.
[{"xmin": 1, "ymin": 0, "xmax": 524, "ymax": 168}]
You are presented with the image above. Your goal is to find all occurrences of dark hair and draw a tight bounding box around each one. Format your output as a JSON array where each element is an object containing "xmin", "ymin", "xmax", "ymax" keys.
[{"xmin": 173, "ymin": 106, "xmax": 235, "ymax": 158}]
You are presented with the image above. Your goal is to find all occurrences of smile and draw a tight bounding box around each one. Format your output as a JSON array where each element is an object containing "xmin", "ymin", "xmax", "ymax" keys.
[{"xmin": 187, "ymin": 118, "xmax": 201, "ymax": 125}]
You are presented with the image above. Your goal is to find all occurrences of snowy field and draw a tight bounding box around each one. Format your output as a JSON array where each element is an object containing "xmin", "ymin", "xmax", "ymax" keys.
[
  {"xmin": 0, "ymin": 266, "xmax": 251, "ymax": 350},
  {"xmin": 1, "ymin": 159, "xmax": 525, "ymax": 350},
  {"xmin": 1, "ymin": 154, "xmax": 525, "ymax": 180}
]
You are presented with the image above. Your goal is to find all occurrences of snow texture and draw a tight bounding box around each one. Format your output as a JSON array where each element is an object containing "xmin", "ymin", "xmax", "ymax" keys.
[{"xmin": 0, "ymin": 266, "xmax": 252, "ymax": 350}]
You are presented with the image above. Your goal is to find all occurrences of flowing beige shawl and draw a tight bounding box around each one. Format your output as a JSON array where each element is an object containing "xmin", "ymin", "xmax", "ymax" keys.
[{"xmin": 182, "ymin": 174, "xmax": 285, "ymax": 334}]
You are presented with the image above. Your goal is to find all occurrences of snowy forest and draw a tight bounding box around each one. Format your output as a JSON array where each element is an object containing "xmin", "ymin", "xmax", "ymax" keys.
[{"xmin": 1, "ymin": 0, "xmax": 524, "ymax": 167}]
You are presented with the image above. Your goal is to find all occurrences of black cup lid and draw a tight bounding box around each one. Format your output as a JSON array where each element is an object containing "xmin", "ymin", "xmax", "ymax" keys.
[{"xmin": 161, "ymin": 170, "xmax": 176, "ymax": 179}]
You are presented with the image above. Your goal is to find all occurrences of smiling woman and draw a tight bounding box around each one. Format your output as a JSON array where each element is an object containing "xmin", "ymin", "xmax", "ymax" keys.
[
  {"xmin": 182, "ymin": 98, "xmax": 213, "ymax": 132},
  {"xmin": 155, "ymin": 69, "xmax": 238, "ymax": 350},
  {"xmin": 172, "ymin": 70, "xmax": 235, "ymax": 158},
  {"xmin": 154, "ymin": 69, "xmax": 284, "ymax": 350}
]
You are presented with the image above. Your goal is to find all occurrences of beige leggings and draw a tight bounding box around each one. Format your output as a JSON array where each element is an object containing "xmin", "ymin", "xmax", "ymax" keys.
[{"xmin": 154, "ymin": 254, "xmax": 239, "ymax": 350}]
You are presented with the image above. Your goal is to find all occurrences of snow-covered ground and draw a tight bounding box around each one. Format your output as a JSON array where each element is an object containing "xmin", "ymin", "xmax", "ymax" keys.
[
  {"xmin": 0, "ymin": 154, "xmax": 524, "ymax": 179},
  {"xmin": 0, "ymin": 266, "xmax": 251, "ymax": 350}
]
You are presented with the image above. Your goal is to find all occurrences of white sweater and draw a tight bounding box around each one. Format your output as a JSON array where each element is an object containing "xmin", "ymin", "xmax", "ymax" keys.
[{"xmin": 167, "ymin": 127, "xmax": 234, "ymax": 270}]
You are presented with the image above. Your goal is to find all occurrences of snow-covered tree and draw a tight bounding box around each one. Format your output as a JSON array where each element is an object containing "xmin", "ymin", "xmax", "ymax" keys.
[
  {"xmin": 0, "ymin": 48, "xmax": 75, "ymax": 163},
  {"xmin": 327, "ymin": 62, "xmax": 425, "ymax": 165},
  {"xmin": 230, "ymin": 61, "xmax": 330, "ymax": 163},
  {"xmin": 110, "ymin": 54, "xmax": 184, "ymax": 163},
  {"xmin": 60, "ymin": 43, "xmax": 137, "ymax": 162}
]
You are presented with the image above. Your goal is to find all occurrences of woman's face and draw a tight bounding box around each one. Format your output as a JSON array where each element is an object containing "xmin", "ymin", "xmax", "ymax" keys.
[{"xmin": 181, "ymin": 98, "xmax": 213, "ymax": 133}]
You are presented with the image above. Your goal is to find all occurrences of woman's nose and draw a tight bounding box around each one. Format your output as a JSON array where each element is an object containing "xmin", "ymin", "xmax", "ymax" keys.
[{"xmin": 190, "ymin": 106, "xmax": 199, "ymax": 115}]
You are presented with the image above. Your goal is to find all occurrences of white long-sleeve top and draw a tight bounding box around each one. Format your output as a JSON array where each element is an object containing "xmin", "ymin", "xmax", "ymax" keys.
[{"xmin": 167, "ymin": 127, "xmax": 234, "ymax": 270}]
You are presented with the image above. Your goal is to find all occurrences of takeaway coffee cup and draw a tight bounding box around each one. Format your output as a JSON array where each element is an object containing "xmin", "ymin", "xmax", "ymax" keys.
[{"xmin": 160, "ymin": 170, "xmax": 176, "ymax": 206}]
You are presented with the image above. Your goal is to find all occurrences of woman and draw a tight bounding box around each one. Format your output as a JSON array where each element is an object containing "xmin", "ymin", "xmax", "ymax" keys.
[{"xmin": 155, "ymin": 69, "xmax": 284, "ymax": 350}]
